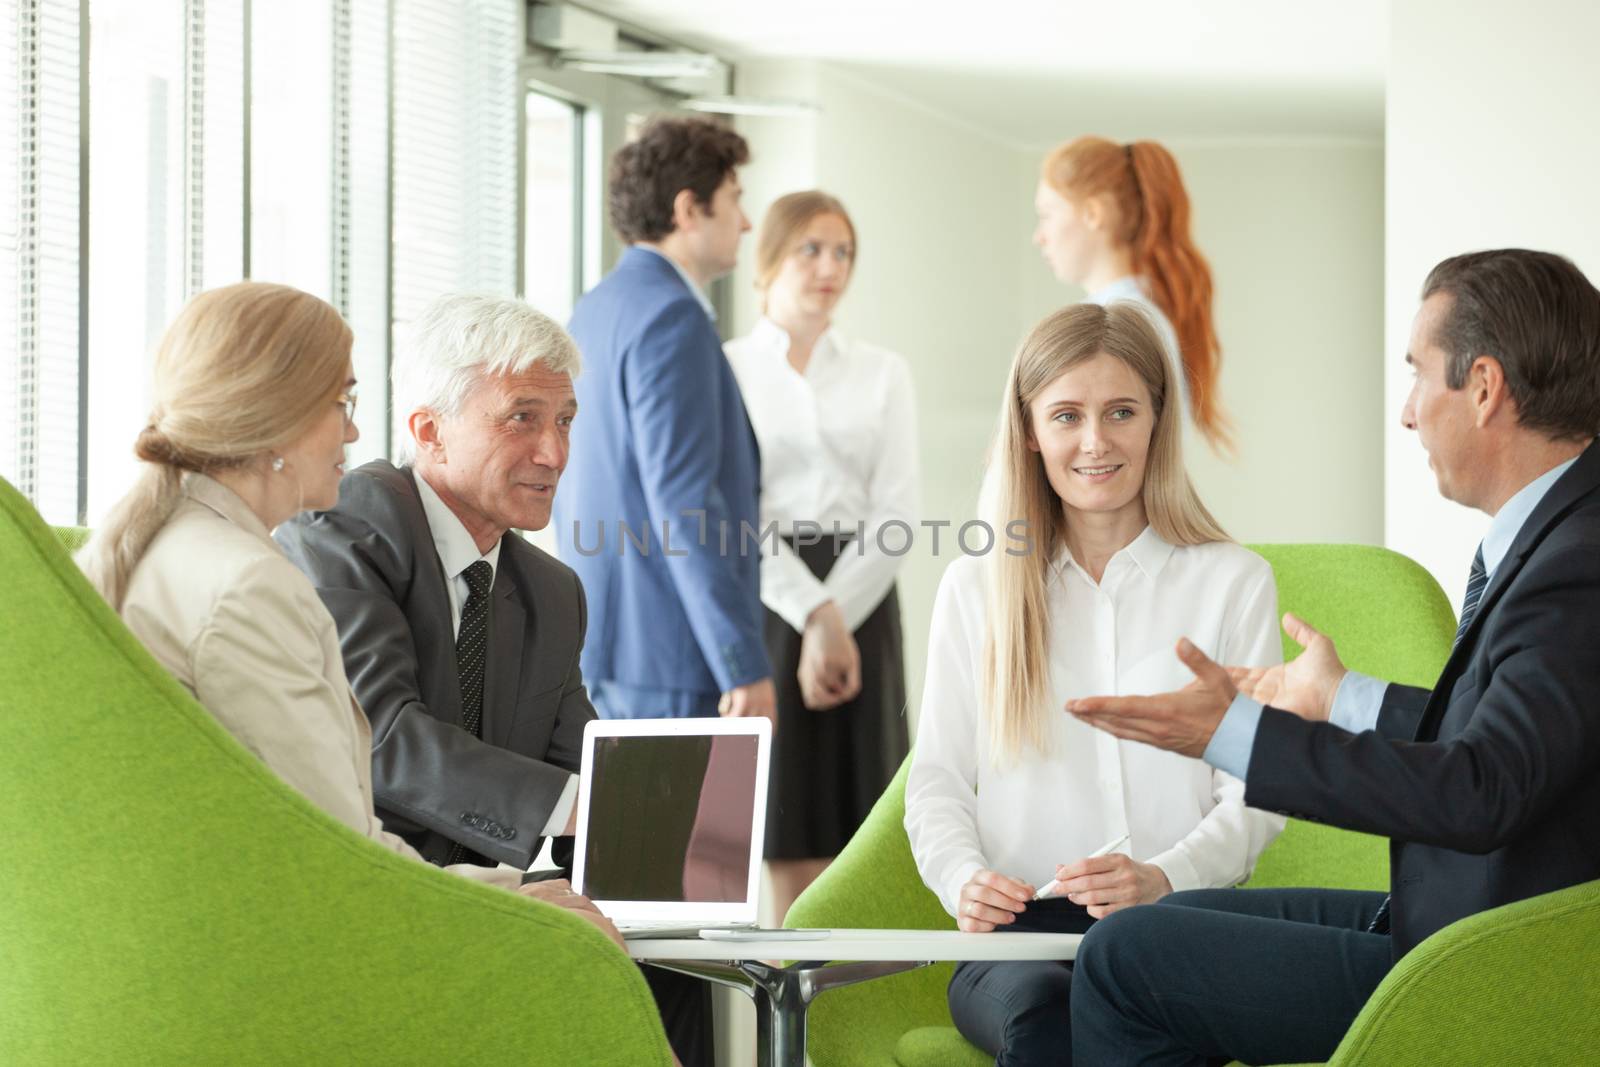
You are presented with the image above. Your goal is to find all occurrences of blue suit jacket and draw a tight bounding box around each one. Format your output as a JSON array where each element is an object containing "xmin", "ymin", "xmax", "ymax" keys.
[{"xmin": 555, "ymin": 246, "xmax": 770, "ymax": 715}]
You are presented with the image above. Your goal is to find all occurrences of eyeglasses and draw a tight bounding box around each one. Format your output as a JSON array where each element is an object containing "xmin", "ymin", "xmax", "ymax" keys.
[{"xmin": 335, "ymin": 388, "xmax": 358, "ymax": 427}]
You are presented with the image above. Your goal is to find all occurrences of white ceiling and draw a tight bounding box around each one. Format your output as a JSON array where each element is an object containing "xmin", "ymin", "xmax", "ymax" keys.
[{"xmin": 577, "ymin": 0, "xmax": 1390, "ymax": 144}]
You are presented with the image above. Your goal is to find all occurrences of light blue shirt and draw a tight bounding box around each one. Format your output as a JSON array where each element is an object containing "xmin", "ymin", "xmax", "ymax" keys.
[
  {"xmin": 1203, "ymin": 456, "xmax": 1580, "ymax": 779},
  {"xmin": 633, "ymin": 244, "xmax": 716, "ymax": 322}
]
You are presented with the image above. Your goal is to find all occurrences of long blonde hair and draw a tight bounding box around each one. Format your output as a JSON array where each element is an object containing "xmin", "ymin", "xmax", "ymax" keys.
[
  {"xmin": 79, "ymin": 282, "xmax": 352, "ymax": 610},
  {"xmin": 982, "ymin": 302, "xmax": 1228, "ymax": 762}
]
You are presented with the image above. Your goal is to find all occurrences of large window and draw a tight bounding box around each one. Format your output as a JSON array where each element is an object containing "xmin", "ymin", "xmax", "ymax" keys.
[
  {"xmin": 523, "ymin": 90, "xmax": 582, "ymax": 324},
  {"xmin": 4, "ymin": 0, "xmax": 84, "ymax": 525},
  {"xmin": 4, "ymin": 0, "xmax": 526, "ymax": 524},
  {"xmin": 84, "ymin": 0, "xmax": 184, "ymax": 524}
]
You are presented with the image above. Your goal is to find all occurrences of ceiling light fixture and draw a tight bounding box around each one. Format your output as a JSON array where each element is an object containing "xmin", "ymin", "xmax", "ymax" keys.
[
  {"xmin": 557, "ymin": 49, "xmax": 722, "ymax": 79},
  {"xmin": 680, "ymin": 96, "xmax": 820, "ymax": 118}
]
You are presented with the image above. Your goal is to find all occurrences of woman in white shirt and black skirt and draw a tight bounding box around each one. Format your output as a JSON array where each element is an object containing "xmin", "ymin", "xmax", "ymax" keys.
[
  {"xmin": 726, "ymin": 191, "xmax": 919, "ymax": 924},
  {"xmin": 904, "ymin": 301, "xmax": 1284, "ymax": 1065}
]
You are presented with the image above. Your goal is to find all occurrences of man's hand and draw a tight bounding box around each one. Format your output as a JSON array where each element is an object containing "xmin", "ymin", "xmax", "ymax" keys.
[
  {"xmin": 720, "ymin": 677, "xmax": 777, "ymax": 724},
  {"xmin": 1066, "ymin": 638, "xmax": 1235, "ymax": 757},
  {"xmin": 797, "ymin": 601, "xmax": 862, "ymax": 711},
  {"xmin": 1226, "ymin": 612, "xmax": 1347, "ymax": 722},
  {"xmin": 515, "ymin": 878, "xmax": 624, "ymax": 949},
  {"xmin": 956, "ymin": 869, "xmax": 1035, "ymax": 932},
  {"xmin": 1053, "ymin": 853, "xmax": 1173, "ymax": 919}
]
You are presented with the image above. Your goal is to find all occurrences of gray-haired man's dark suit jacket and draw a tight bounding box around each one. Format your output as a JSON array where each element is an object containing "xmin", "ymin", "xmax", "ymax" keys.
[{"xmin": 275, "ymin": 459, "xmax": 594, "ymax": 869}]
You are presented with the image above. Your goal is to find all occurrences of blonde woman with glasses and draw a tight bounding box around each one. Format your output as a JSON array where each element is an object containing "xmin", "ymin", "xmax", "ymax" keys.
[
  {"xmin": 77, "ymin": 281, "xmax": 621, "ymax": 945},
  {"xmin": 903, "ymin": 302, "xmax": 1284, "ymax": 1065}
]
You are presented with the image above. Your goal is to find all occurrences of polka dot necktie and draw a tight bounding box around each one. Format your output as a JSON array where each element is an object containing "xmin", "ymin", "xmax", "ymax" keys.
[
  {"xmin": 455, "ymin": 560, "xmax": 494, "ymax": 739},
  {"xmin": 1366, "ymin": 545, "xmax": 1489, "ymax": 936},
  {"xmin": 446, "ymin": 560, "xmax": 494, "ymax": 867}
]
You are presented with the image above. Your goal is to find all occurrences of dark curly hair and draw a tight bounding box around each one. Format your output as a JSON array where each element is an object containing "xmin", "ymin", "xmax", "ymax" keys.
[{"xmin": 608, "ymin": 116, "xmax": 750, "ymax": 244}]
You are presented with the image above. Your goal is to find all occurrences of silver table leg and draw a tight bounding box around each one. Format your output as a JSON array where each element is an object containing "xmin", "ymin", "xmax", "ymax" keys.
[{"xmin": 644, "ymin": 958, "xmax": 930, "ymax": 1067}]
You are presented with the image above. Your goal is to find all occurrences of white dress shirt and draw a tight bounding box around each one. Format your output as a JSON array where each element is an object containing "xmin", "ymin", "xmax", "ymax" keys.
[
  {"xmin": 414, "ymin": 471, "xmax": 577, "ymax": 837},
  {"xmin": 904, "ymin": 529, "xmax": 1286, "ymax": 919},
  {"xmin": 725, "ymin": 317, "xmax": 920, "ymax": 632},
  {"xmin": 1089, "ymin": 276, "xmax": 1190, "ymax": 422}
]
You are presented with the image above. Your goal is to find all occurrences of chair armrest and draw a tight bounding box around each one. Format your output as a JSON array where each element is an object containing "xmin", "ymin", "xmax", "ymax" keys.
[{"xmin": 1327, "ymin": 878, "xmax": 1600, "ymax": 1065}]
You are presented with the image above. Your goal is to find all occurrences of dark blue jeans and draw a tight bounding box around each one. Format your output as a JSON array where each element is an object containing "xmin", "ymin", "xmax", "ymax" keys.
[
  {"xmin": 947, "ymin": 898, "xmax": 1098, "ymax": 1065},
  {"xmin": 1071, "ymin": 888, "xmax": 1394, "ymax": 1067}
]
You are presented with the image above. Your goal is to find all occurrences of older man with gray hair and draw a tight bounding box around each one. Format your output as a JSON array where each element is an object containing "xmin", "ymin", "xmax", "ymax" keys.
[
  {"xmin": 281, "ymin": 291, "xmax": 710, "ymax": 1066},
  {"xmin": 277, "ymin": 292, "xmax": 591, "ymax": 874}
]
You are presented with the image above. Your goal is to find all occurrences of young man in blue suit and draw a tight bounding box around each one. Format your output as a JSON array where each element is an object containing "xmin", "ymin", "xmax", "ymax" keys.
[
  {"xmin": 554, "ymin": 116, "xmax": 770, "ymax": 1066},
  {"xmin": 556, "ymin": 116, "xmax": 776, "ymax": 726},
  {"xmin": 1064, "ymin": 249, "xmax": 1600, "ymax": 1065}
]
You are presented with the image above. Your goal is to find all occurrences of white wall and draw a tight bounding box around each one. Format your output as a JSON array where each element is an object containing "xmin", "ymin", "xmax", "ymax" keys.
[
  {"xmin": 1386, "ymin": 0, "xmax": 1600, "ymax": 597},
  {"xmin": 1170, "ymin": 139, "xmax": 1386, "ymax": 545}
]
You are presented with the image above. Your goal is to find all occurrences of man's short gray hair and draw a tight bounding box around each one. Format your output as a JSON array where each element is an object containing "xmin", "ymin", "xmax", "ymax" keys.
[{"xmin": 392, "ymin": 293, "xmax": 582, "ymax": 461}]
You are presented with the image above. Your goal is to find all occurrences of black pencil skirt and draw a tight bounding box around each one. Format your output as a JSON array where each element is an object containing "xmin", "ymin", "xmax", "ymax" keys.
[{"xmin": 763, "ymin": 536, "xmax": 910, "ymax": 860}]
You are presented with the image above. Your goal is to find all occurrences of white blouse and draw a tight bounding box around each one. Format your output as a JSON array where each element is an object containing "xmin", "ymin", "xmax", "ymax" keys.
[
  {"xmin": 904, "ymin": 528, "xmax": 1285, "ymax": 919},
  {"xmin": 725, "ymin": 317, "xmax": 920, "ymax": 632}
]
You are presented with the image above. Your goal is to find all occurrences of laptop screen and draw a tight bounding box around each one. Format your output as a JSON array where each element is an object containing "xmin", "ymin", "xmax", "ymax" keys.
[{"xmin": 580, "ymin": 731, "xmax": 762, "ymax": 906}]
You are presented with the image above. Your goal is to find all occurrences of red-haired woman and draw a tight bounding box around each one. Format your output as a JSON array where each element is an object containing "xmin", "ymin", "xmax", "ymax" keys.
[{"xmin": 1032, "ymin": 136, "xmax": 1230, "ymax": 451}]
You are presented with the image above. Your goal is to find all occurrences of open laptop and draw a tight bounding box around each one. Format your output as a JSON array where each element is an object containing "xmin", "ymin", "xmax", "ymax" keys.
[{"xmin": 573, "ymin": 717, "xmax": 777, "ymax": 940}]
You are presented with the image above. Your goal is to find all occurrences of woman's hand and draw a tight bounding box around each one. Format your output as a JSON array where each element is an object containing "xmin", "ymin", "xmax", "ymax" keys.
[
  {"xmin": 797, "ymin": 601, "xmax": 862, "ymax": 710},
  {"xmin": 1053, "ymin": 854, "xmax": 1172, "ymax": 919},
  {"xmin": 956, "ymin": 869, "xmax": 1035, "ymax": 932},
  {"xmin": 516, "ymin": 878, "xmax": 625, "ymax": 949}
]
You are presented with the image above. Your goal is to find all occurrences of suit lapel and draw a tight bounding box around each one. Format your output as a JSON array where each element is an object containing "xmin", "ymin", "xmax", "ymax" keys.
[
  {"xmin": 1417, "ymin": 440, "xmax": 1600, "ymax": 738},
  {"xmin": 401, "ymin": 466, "xmax": 465, "ymax": 726},
  {"xmin": 481, "ymin": 541, "xmax": 525, "ymax": 748}
]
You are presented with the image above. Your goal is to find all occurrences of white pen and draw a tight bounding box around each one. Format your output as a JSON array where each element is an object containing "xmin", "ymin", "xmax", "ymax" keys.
[{"xmin": 1032, "ymin": 833, "xmax": 1132, "ymax": 901}]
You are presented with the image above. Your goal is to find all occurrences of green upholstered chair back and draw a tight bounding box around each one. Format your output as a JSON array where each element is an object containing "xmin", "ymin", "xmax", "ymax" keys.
[
  {"xmin": 51, "ymin": 524, "xmax": 90, "ymax": 554},
  {"xmin": 1323, "ymin": 876, "xmax": 1600, "ymax": 1065},
  {"xmin": 0, "ymin": 478, "xmax": 670, "ymax": 1065},
  {"xmin": 1241, "ymin": 545, "xmax": 1456, "ymax": 892},
  {"xmin": 787, "ymin": 543, "xmax": 1458, "ymax": 1067}
]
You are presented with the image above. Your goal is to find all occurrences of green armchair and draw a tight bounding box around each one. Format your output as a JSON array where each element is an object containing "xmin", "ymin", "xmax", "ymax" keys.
[
  {"xmin": 0, "ymin": 478, "xmax": 672, "ymax": 1064},
  {"xmin": 787, "ymin": 544, "xmax": 1600, "ymax": 1065}
]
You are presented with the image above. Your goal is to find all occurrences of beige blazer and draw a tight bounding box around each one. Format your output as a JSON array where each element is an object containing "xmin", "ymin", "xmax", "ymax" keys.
[{"xmin": 120, "ymin": 473, "xmax": 520, "ymax": 890}]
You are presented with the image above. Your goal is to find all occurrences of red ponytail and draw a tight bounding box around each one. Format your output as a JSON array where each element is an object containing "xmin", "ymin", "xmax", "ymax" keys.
[{"xmin": 1042, "ymin": 137, "xmax": 1232, "ymax": 451}]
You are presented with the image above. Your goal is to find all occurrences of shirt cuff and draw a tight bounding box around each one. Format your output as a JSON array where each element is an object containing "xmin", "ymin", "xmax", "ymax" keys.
[
  {"xmin": 944, "ymin": 860, "xmax": 985, "ymax": 920},
  {"xmin": 783, "ymin": 588, "xmax": 835, "ymax": 633},
  {"xmin": 540, "ymin": 774, "xmax": 580, "ymax": 838},
  {"xmin": 1147, "ymin": 847, "xmax": 1204, "ymax": 895},
  {"xmin": 1202, "ymin": 693, "xmax": 1263, "ymax": 780},
  {"xmin": 1329, "ymin": 671, "xmax": 1386, "ymax": 733}
]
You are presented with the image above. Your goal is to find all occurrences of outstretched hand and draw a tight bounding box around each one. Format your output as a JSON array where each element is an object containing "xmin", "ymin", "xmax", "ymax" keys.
[
  {"xmin": 1066, "ymin": 638, "xmax": 1235, "ymax": 758},
  {"xmin": 1226, "ymin": 612, "xmax": 1347, "ymax": 722}
]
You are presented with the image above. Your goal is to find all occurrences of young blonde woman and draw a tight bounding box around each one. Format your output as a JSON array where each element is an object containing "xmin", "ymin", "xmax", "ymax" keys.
[
  {"xmin": 1032, "ymin": 136, "xmax": 1230, "ymax": 451},
  {"xmin": 904, "ymin": 302, "xmax": 1283, "ymax": 1065},
  {"xmin": 725, "ymin": 191, "xmax": 918, "ymax": 923},
  {"xmin": 77, "ymin": 281, "xmax": 619, "ymax": 945}
]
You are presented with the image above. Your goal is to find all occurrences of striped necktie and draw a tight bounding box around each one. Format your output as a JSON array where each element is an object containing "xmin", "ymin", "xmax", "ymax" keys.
[
  {"xmin": 1368, "ymin": 544, "xmax": 1490, "ymax": 935},
  {"xmin": 446, "ymin": 560, "xmax": 494, "ymax": 867},
  {"xmin": 1453, "ymin": 545, "xmax": 1489, "ymax": 648}
]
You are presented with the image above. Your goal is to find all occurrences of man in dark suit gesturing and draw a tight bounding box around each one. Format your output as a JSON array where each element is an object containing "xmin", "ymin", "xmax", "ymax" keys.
[{"xmin": 1064, "ymin": 249, "xmax": 1600, "ymax": 1066}]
